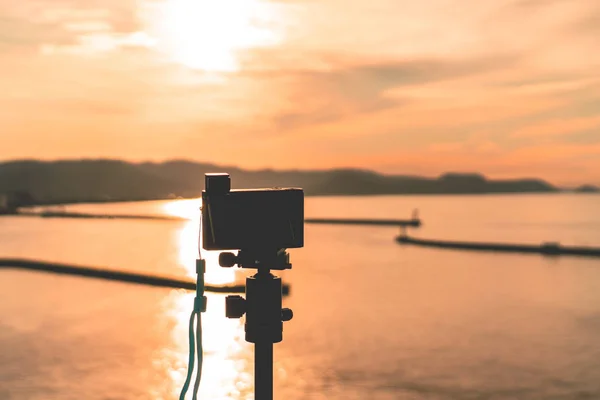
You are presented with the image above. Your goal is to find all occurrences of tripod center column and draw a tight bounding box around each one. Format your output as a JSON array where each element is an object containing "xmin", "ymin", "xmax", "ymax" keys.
[{"xmin": 245, "ymin": 271, "xmax": 284, "ymax": 344}]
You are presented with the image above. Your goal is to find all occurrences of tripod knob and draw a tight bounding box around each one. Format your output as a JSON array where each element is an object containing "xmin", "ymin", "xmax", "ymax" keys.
[
  {"xmin": 226, "ymin": 295, "xmax": 246, "ymax": 319},
  {"xmin": 281, "ymin": 308, "xmax": 293, "ymax": 322},
  {"xmin": 219, "ymin": 252, "xmax": 238, "ymax": 268}
]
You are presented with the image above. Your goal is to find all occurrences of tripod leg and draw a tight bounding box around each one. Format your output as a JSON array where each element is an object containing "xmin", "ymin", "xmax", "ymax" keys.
[{"xmin": 255, "ymin": 341, "xmax": 274, "ymax": 400}]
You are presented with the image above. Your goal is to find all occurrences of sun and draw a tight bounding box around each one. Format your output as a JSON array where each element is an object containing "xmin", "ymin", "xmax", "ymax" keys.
[{"xmin": 157, "ymin": 0, "xmax": 282, "ymax": 72}]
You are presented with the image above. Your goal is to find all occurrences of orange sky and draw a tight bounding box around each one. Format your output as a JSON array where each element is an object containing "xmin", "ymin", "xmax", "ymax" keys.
[{"xmin": 1, "ymin": 0, "xmax": 599, "ymax": 185}]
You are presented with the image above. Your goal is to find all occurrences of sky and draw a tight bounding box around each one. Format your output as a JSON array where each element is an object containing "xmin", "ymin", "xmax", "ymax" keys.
[{"xmin": 0, "ymin": 0, "xmax": 599, "ymax": 185}]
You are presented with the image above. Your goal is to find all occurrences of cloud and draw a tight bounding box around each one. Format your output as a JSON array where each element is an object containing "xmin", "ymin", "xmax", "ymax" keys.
[
  {"xmin": 573, "ymin": 8, "xmax": 600, "ymax": 36},
  {"xmin": 510, "ymin": 0, "xmax": 560, "ymax": 8},
  {"xmin": 511, "ymin": 116, "xmax": 600, "ymax": 138},
  {"xmin": 508, "ymin": 143, "xmax": 600, "ymax": 165},
  {"xmin": 0, "ymin": 15, "xmax": 73, "ymax": 49},
  {"xmin": 0, "ymin": 0, "xmax": 141, "ymax": 54},
  {"xmin": 429, "ymin": 139, "xmax": 503, "ymax": 154},
  {"xmin": 500, "ymin": 81, "xmax": 600, "ymax": 136},
  {"xmin": 16, "ymin": 97, "xmax": 136, "ymax": 116},
  {"xmin": 267, "ymin": 54, "xmax": 518, "ymax": 130}
]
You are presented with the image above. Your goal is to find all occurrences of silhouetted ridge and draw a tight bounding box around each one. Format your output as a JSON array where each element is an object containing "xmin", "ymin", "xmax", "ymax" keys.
[
  {"xmin": 0, "ymin": 159, "xmax": 572, "ymax": 205},
  {"xmin": 0, "ymin": 159, "xmax": 177, "ymax": 203},
  {"xmin": 574, "ymin": 185, "xmax": 599, "ymax": 193},
  {"xmin": 311, "ymin": 171, "xmax": 557, "ymax": 195}
]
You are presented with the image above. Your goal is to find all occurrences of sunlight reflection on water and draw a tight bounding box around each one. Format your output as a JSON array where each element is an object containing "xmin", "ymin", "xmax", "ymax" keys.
[
  {"xmin": 161, "ymin": 198, "xmax": 253, "ymax": 399},
  {"xmin": 158, "ymin": 292, "xmax": 252, "ymax": 399},
  {"xmin": 165, "ymin": 198, "xmax": 236, "ymax": 285}
]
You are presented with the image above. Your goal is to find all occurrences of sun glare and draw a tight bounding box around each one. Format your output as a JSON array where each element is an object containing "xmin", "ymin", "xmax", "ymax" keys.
[
  {"xmin": 158, "ymin": 0, "xmax": 282, "ymax": 72},
  {"xmin": 165, "ymin": 199, "xmax": 238, "ymax": 285},
  {"xmin": 161, "ymin": 292, "xmax": 251, "ymax": 399},
  {"xmin": 161, "ymin": 198, "xmax": 251, "ymax": 397}
]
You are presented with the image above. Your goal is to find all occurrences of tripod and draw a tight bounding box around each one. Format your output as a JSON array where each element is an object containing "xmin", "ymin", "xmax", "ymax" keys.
[{"xmin": 219, "ymin": 249, "xmax": 293, "ymax": 400}]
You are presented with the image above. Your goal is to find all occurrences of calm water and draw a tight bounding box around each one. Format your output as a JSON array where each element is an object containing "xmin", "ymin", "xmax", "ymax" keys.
[{"xmin": 1, "ymin": 194, "xmax": 600, "ymax": 400}]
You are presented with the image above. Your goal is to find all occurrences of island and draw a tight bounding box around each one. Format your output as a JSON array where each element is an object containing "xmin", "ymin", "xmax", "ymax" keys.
[{"xmin": 574, "ymin": 185, "xmax": 600, "ymax": 193}]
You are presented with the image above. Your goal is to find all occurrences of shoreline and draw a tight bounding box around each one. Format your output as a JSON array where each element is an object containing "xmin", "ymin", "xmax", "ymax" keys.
[{"xmin": 9, "ymin": 189, "xmax": 598, "ymax": 210}]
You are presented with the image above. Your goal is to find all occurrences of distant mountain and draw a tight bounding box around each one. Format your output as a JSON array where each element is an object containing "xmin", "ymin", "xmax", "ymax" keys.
[
  {"xmin": 309, "ymin": 171, "xmax": 555, "ymax": 195},
  {"xmin": 574, "ymin": 184, "xmax": 600, "ymax": 193},
  {"xmin": 0, "ymin": 159, "xmax": 565, "ymax": 205}
]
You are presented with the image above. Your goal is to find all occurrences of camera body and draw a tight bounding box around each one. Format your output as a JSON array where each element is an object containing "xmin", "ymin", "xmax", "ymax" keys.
[{"xmin": 201, "ymin": 173, "xmax": 304, "ymax": 251}]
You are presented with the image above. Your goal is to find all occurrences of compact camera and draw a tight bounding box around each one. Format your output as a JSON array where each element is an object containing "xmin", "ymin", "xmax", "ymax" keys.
[{"xmin": 201, "ymin": 173, "xmax": 304, "ymax": 251}]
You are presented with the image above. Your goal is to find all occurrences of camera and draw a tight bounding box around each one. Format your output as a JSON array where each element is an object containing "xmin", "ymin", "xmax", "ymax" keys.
[{"xmin": 201, "ymin": 173, "xmax": 304, "ymax": 251}]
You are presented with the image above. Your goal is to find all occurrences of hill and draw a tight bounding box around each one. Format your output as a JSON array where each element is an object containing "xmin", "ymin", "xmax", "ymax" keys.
[
  {"xmin": 574, "ymin": 185, "xmax": 600, "ymax": 193},
  {"xmin": 0, "ymin": 159, "xmax": 562, "ymax": 205}
]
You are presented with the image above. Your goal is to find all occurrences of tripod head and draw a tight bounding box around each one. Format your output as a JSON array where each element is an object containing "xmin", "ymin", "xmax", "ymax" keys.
[
  {"xmin": 219, "ymin": 248, "xmax": 293, "ymax": 344},
  {"xmin": 219, "ymin": 248, "xmax": 291, "ymax": 271}
]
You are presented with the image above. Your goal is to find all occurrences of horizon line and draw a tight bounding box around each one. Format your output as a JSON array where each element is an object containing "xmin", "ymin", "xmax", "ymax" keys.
[{"xmin": 0, "ymin": 157, "xmax": 597, "ymax": 188}]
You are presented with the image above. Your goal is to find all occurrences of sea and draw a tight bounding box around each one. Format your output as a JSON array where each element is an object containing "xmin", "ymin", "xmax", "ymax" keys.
[{"xmin": 1, "ymin": 193, "xmax": 600, "ymax": 400}]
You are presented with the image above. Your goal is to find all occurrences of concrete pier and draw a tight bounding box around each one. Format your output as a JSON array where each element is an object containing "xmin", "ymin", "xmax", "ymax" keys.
[{"xmin": 397, "ymin": 235, "xmax": 600, "ymax": 258}]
